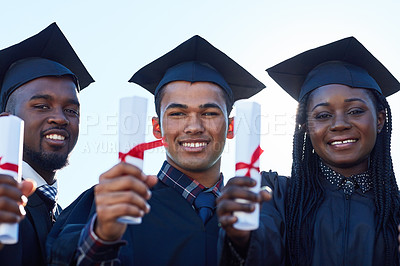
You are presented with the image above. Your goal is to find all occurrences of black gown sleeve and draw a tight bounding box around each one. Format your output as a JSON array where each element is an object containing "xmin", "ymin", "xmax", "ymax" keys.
[
  {"xmin": 46, "ymin": 186, "xmax": 97, "ymax": 265},
  {"xmin": 219, "ymin": 171, "xmax": 288, "ymax": 266}
]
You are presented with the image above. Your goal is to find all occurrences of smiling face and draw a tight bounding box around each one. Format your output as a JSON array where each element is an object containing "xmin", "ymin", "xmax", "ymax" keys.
[
  {"xmin": 306, "ymin": 84, "xmax": 385, "ymax": 176},
  {"xmin": 152, "ymin": 81, "xmax": 233, "ymax": 184},
  {"xmin": 8, "ymin": 76, "xmax": 80, "ymax": 182}
]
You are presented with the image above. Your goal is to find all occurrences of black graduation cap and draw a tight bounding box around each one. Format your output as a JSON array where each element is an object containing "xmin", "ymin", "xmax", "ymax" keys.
[
  {"xmin": 129, "ymin": 35, "xmax": 265, "ymax": 101},
  {"xmin": 0, "ymin": 22, "xmax": 94, "ymax": 111},
  {"xmin": 266, "ymin": 36, "xmax": 400, "ymax": 101}
]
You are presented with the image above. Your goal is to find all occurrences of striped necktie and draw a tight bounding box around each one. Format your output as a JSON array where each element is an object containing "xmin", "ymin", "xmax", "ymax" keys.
[{"xmin": 36, "ymin": 184, "xmax": 58, "ymax": 220}]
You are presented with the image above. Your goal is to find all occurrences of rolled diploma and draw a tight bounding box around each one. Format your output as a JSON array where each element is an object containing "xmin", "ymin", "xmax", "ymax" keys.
[
  {"xmin": 0, "ymin": 115, "xmax": 24, "ymax": 244},
  {"xmin": 118, "ymin": 96, "xmax": 148, "ymax": 224},
  {"xmin": 233, "ymin": 100, "xmax": 261, "ymax": 230}
]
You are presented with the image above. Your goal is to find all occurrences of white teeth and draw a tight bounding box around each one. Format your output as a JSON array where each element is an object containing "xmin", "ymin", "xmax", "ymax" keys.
[
  {"xmin": 331, "ymin": 139, "xmax": 356, "ymax": 145},
  {"xmin": 45, "ymin": 134, "xmax": 65, "ymax": 141},
  {"xmin": 182, "ymin": 142, "xmax": 207, "ymax": 148}
]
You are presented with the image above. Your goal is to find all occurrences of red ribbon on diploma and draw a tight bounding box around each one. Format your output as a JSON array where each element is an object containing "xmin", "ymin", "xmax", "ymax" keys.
[
  {"xmin": 0, "ymin": 156, "xmax": 18, "ymax": 173},
  {"xmin": 235, "ymin": 146, "xmax": 264, "ymax": 177},
  {"xmin": 119, "ymin": 139, "xmax": 166, "ymax": 162}
]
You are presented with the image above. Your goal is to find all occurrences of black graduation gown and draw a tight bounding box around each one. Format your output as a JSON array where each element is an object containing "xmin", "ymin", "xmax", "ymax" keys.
[
  {"xmin": 220, "ymin": 172, "xmax": 397, "ymax": 266},
  {"xmin": 47, "ymin": 181, "xmax": 220, "ymax": 266},
  {"xmin": 0, "ymin": 191, "xmax": 54, "ymax": 266}
]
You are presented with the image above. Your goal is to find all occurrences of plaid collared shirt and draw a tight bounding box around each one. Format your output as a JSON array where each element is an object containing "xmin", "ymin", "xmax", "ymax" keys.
[
  {"xmin": 157, "ymin": 160, "xmax": 223, "ymax": 207},
  {"xmin": 75, "ymin": 161, "xmax": 224, "ymax": 265},
  {"xmin": 76, "ymin": 214, "xmax": 126, "ymax": 266}
]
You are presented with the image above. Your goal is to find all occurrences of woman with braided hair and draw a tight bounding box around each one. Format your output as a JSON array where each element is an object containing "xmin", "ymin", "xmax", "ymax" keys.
[{"xmin": 217, "ymin": 37, "xmax": 400, "ymax": 266}]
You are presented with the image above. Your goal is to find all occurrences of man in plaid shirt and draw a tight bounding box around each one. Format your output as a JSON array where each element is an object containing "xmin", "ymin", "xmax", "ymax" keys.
[{"xmin": 47, "ymin": 35, "xmax": 264, "ymax": 266}]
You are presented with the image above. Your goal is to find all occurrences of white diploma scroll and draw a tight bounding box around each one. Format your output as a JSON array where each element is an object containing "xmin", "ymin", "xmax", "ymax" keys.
[
  {"xmin": 118, "ymin": 96, "xmax": 148, "ymax": 224},
  {"xmin": 0, "ymin": 115, "xmax": 24, "ymax": 244},
  {"xmin": 233, "ymin": 100, "xmax": 261, "ymax": 230}
]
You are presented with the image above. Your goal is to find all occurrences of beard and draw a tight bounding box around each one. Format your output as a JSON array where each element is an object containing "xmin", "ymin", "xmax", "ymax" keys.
[{"xmin": 23, "ymin": 144, "xmax": 69, "ymax": 172}]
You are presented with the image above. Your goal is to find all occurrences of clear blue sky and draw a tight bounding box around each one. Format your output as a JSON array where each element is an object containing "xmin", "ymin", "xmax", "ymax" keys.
[{"xmin": 1, "ymin": 0, "xmax": 399, "ymax": 207}]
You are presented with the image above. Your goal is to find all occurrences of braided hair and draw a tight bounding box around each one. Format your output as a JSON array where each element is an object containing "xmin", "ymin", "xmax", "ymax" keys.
[{"xmin": 286, "ymin": 89, "xmax": 400, "ymax": 265}]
